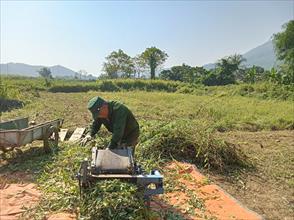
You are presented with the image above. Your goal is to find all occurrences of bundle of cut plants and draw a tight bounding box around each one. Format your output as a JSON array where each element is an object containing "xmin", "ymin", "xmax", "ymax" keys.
[{"xmin": 137, "ymin": 120, "xmax": 249, "ymax": 172}]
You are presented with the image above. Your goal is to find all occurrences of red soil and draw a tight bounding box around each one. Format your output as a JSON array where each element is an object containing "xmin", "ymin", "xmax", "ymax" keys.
[
  {"xmin": 47, "ymin": 212, "xmax": 76, "ymax": 220},
  {"xmin": 0, "ymin": 183, "xmax": 41, "ymax": 220},
  {"xmin": 152, "ymin": 162, "xmax": 263, "ymax": 220},
  {"xmin": 0, "ymin": 173, "xmax": 76, "ymax": 220},
  {"xmin": 1, "ymin": 163, "xmax": 263, "ymax": 220}
]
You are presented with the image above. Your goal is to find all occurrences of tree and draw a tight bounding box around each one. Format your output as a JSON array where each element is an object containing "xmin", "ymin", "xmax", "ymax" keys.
[
  {"xmin": 138, "ymin": 47, "xmax": 168, "ymax": 79},
  {"xmin": 266, "ymin": 67, "xmax": 281, "ymax": 83},
  {"xmin": 160, "ymin": 64, "xmax": 209, "ymax": 83},
  {"xmin": 216, "ymin": 54, "xmax": 246, "ymax": 85},
  {"xmin": 133, "ymin": 55, "xmax": 145, "ymax": 78},
  {"xmin": 160, "ymin": 66, "xmax": 184, "ymax": 82},
  {"xmin": 38, "ymin": 67, "xmax": 53, "ymax": 87},
  {"xmin": 244, "ymin": 65, "xmax": 265, "ymax": 83},
  {"xmin": 244, "ymin": 66, "xmax": 257, "ymax": 83},
  {"xmin": 274, "ymin": 20, "xmax": 294, "ymax": 84},
  {"xmin": 201, "ymin": 54, "xmax": 246, "ymax": 86},
  {"xmin": 102, "ymin": 49, "xmax": 135, "ymax": 79},
  {"xmin": 202, "ymin": 71, "xmax": 219, "ymax": 86},
  {"xmin": 229, "ymin": 54, "xmax": 247, "ymax": 80}
]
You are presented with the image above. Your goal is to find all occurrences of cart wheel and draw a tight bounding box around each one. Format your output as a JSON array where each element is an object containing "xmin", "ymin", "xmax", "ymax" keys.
[
  {"xmin": 1, "ymin": 146, "xmax": 14, "ymax": 158},
  {"xmin": 15, "ymin": 148, "xmax": 23, "ymax": 155},
  {"xmin": 0, "ymin": 150, "xmax": 7, "ymax": 160},
  {"xmin": 0, "ymin": 146, "xmax": 9, "ymax": 154},
  {"xmin": 43, "ymin": 126, "xmax": 59, "ymax": 153}
]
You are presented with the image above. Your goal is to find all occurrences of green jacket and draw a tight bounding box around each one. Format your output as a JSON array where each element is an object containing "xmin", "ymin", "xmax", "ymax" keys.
[{"xmin": 89, "ymin": 101, "xmax": 139, "ymax": 148}]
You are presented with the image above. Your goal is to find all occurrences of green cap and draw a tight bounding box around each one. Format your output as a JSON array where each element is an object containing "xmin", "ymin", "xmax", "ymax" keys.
[{"xmin": 87, "ymin": 96, "xmax": 105, "ymax": 119}]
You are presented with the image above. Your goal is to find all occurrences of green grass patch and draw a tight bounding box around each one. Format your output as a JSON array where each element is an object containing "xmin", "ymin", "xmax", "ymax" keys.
[
  {"xmin": 2, "ymin": 76, "xmax": 294, "ymax": 101},
  {"xmin": 1, "ymin": 90, "xmax": 293, "ymax": 131}
]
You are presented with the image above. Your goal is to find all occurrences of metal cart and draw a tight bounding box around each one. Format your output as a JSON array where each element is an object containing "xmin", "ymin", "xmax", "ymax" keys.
[{"xmin": 0, "ymin": 117, "xmax": 63, "ymax": 153}]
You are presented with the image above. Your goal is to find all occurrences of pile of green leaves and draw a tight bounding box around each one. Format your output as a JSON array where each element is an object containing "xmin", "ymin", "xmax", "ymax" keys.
[
  {"xmin": 137, "ymin": 120, "xmax": 249, "ymax": 172},
  {"xmin": 80, "ymin": 180, "xmax": 148, "ymax": 220},
  {"xmin": 24, "ymin": 142, "xmax": 149, "ymax": 220}
]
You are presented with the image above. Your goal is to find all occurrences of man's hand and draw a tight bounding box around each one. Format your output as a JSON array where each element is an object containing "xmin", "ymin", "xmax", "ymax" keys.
[
  {"xmin": 80, "ymin": 134, "xmax": 92, "ymax": 146},
  {"xmin": 106, "ymin": 142, "xmax": 117, "ymax": 150}
]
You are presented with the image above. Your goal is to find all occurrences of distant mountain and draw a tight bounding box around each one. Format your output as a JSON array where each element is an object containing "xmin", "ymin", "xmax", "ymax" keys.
[
  {"xmin": 0, "ymin": 63, "xmax": 43, "ymax": 77},
  {"xmin": 202, "ymin": 63, "xmax": 216, "ymax": 70},
  {"xmin": 0, "ymin": 63, "xmax": 96, "ymax": 80},
  {"xmin": 243, "ymin": 40, "xmax": 278, "ymax": 69},
  {"xmin": 203, "ymin": 40, "xmax": 278, "ymax": 70}
]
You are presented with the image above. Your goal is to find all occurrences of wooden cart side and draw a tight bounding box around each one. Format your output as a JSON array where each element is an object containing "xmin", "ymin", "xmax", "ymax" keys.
[
  {"xmin": 0, "ymin": 117, "xmax": 29, "ymax": 130},
  {"xmin": 0, "ymin": 131, "xmax": 21, "ymax": 152}
]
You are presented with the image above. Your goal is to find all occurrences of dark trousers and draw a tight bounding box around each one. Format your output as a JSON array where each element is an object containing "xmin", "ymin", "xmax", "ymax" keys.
[{"xmin": 120, "ymin": 128, "xmax": 139, "ymax": 156}]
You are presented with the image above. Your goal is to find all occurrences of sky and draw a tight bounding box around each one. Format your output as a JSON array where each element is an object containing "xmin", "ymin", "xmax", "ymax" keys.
[{"xmin": 1, "ymin": 1, "xmax": 293, "ymax": 76}]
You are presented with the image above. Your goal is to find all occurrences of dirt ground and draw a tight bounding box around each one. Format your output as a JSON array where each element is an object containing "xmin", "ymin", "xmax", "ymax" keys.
[
  {"xmin": 0, "ymin": 130, "xmax": 293, "ymax": 219},
  {"xmin": 0, "ymin": 182, "xmax": 40, "ymax": 220},
  {"xmin": 0, "ymin": 173, "xmax": 76, "ymax": 220},
  {"xmin": 214, "ymin": 130, "xmax": 294, "ymax": 220},
  {"xmin": 152, "ymin": 162, "xmax": 262, "ymax": 220}
]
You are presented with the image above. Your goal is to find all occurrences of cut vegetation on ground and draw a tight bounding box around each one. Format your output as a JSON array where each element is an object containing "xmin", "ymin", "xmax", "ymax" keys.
[{"xmin": 1, "ymin": 78, "xmax": 293, "ymax": 220}]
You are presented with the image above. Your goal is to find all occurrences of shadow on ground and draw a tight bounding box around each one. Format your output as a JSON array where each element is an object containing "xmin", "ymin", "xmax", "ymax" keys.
[
  {"xmin": 151, "ymin": 198, "xmax": 193, "ymax": 220},
  {"xmin": 0, "ymin": 98, "xmax": 24, "ymax": 113},
  {"xmin": 0, "ymin": 144, "xmax": 59, "ymax": 184}
]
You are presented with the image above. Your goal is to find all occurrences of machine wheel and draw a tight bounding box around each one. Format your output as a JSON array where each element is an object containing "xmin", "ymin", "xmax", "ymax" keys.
[
  {"xmin": 80, "ymin": 159, "xmax": 90, "ymax": 187},
  {"xmin": 78, "ymin": 159, "xmax": 90, "ymax": 197},
  {"xmin": 43, "ymin": 126, "xmax": 59, "ymax": 153}
]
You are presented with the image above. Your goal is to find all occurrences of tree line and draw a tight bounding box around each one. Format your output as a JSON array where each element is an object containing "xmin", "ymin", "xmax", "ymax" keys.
[
  {"xmin": 101, "ymin": 20, "xmax": 294, "ymax": 85},
  {"xmin": 37, "ymin": 20, "xmax": 293, "ymax": 86},
  {"xmin": 100, "ymin": 47, "xmax": 168, "ymax": 80}
]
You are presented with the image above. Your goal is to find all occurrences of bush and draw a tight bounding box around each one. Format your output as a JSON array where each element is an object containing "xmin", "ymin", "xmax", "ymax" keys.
[
  {"xmin": 239, "ymin": 84, "xmax": 255, "ymax": 96},
  {"xmin": 3, "ymin": 76, "xmax": 294, "ymax": 101},
  {"xmin": 98, "ymin": 80, "xmax": 120, "ymax": 92},
  {"xmin": 108, "ymin": 79, "xmax": 181, "ymax": 92},
  {"xmin": 0, "ymin": 98, "xmax": 23, "ymax": 112},
  {"xmin": 237, "ymin": 82, "xmax": 294, "ymax": 101},
  {"xmin": 48, "ymin": 85, "xmax": 99, "ymax": 93},
  {"xmin": 0, "ymin": 78, "xmax": 7, "ymax": 98}
]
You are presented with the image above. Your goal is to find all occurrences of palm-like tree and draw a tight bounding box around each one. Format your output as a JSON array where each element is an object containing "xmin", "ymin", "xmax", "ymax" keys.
[{"xmin": 215, "ymin": 54, "xmax": 246, "ymax": 84}]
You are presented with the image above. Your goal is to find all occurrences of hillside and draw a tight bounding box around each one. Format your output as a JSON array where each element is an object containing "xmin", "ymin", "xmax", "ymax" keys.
[
  {"xmin": 243, "ymin": 40, "xmax": 277, "ymax": 69},
  {"xmin": 203, "ymin": 40, "xmax": 278, "ymax": 70},
  {"xmin": 0, "ymin": 63, "xmax": 96, "ymax": 80}
]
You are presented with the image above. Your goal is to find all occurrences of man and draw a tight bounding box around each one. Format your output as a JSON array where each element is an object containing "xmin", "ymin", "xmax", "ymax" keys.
[{"xmin": 81, "ymin": 96, "xmax": 139, "ymax": 153}]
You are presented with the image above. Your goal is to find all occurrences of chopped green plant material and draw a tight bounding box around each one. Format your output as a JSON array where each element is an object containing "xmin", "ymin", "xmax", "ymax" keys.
[
  {"xmin": 137, "ymin": 120, "xmax": 250, "ymax": 171},
  {"xmin": 80, "ymin": 180, "xmax": 148, "ymax": 220}
]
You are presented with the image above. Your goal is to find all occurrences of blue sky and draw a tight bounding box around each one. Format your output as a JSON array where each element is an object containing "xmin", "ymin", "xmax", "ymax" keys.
[{"xmin": 1, "ymin": 1, "xmax": 293, "ymax": 76}]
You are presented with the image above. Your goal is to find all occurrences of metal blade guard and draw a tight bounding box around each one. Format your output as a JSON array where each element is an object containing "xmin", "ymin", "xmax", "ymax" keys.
[{"xmin": 77, "ymin": 147, "xmax": 164, "ymax": 198}]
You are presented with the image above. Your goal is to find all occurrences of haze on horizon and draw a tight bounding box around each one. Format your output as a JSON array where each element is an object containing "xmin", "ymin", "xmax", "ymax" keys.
[{"xmin": 1, "ymin": 1, "xmax": 293, "ymax": 76}]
